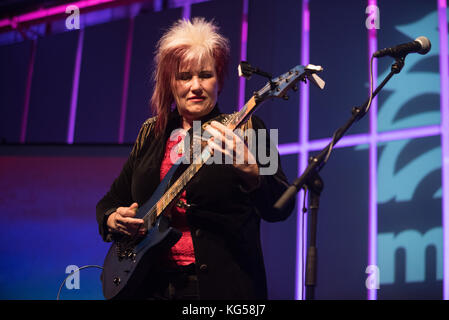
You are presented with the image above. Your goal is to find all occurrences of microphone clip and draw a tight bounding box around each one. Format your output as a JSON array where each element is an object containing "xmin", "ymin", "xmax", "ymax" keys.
[{"xmin": 391, "ymin": 56, "xmax": 405, "ymax": 74}]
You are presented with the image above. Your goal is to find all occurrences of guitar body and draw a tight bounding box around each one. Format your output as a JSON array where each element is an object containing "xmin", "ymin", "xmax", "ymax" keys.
[
  {"xmin": 102, "ymin": 216, "xmax": 181, "ymax": 299},
  {"xmin": 102, "ymin": 161, "xmax": 183, "ymax": 300}
]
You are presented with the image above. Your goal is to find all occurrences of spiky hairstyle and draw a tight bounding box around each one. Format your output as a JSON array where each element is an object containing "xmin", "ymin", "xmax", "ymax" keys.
[{"xmin": 150, "ymin": 18, "xmax": 230, "ymax": 136}]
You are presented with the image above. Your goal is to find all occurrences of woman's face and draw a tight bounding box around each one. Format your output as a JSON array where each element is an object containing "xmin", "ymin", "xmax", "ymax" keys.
[{"xmin": 172, "ymin": 56, "xmax": 218, "ymax": 124}]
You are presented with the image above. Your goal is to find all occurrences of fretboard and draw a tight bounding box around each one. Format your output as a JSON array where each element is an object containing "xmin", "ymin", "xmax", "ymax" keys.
[{"xmin": 142, "ymin": 96, "xmax": 258, "ymax": 225}]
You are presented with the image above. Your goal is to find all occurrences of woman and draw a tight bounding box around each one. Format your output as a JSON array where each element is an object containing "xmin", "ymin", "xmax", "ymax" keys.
[{"xmin": 96, "ymin": 18, "xmax": 295, "ymax": 299}]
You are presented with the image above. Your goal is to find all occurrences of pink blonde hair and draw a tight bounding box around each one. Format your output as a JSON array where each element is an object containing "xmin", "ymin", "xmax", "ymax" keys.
[{"xmin": 150, "ymin": 18, "xmax": 230, "ymax": 136}]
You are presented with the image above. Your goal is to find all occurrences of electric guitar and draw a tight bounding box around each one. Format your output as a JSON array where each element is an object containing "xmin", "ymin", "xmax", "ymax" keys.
[{"xmin": 101, "ymin": 64, "xmax": 325, "ymax": 299}]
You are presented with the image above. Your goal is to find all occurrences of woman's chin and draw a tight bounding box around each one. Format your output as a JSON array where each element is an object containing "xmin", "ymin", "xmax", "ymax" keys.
[{"xmin": 180, "ymin": 105, "xmax": 214, "ymax": 120}]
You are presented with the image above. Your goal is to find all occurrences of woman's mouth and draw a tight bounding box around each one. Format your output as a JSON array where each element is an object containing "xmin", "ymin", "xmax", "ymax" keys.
[{"xmin": 188, "ymin": 96, "xmax": 206, "ymax": 102}]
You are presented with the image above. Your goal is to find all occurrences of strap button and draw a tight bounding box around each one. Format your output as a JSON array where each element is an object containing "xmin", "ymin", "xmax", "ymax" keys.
[{"xmin": 199, "ymin": 264, "xmax": 208, "ymax": 272}]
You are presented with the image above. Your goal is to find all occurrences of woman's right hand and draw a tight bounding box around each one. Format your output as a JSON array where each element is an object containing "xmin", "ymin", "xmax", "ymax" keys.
[{"xmin": 107, "ymin": 202, "xmax": 147, "ymax": 237}]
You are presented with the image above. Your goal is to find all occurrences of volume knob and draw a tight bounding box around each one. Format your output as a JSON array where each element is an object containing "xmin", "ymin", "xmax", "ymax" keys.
[{"xmin": 113, "ymin": 277, "xmax": 121, "ymax": 286}]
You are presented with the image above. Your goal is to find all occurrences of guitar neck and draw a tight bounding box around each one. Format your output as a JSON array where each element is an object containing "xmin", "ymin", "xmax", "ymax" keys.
[
  {"xmin": 224, "ymin": 96, "xmax": 257, "ymax": 131},
  {"xmin": 141, "ymin": 64, "xmax": 321, "ymax": 225},
  {"xmin": 144, "ymin": 96, "xmax": 259, "ymax": 223}
]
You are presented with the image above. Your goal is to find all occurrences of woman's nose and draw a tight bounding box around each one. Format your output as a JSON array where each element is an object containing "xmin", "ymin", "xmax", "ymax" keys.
[{"xmin": 190, "ymin": 76, "xmax": 202, "ymax": 92}]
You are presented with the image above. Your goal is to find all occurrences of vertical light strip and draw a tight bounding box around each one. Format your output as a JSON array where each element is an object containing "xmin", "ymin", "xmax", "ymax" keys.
[
  {"xmin": 238, "ymin": 0, "xmax": 249, "ymax": 111},
  {"xmin": 367, "ymin": 0, "xmax": 378, "ymax": 301},
  {"xmin": 296, "ymin": 0, "xmax": 310, "ymax": 301},
  {"xmin": 67, "ymin": 29, "xmax": 84, "ymax": 144},
  {"xmin": 182, "ymin": 0, "xmax": 191, "ymax": 20},
  {"xmin": 438, "ymin": 0, "xmax": 449, "ymax": 300},
  {"xmin": 20, "ymin": 38, "xmax": 37, "ymax": 143},
  {"xmin": 118, "ymin": 17, "xmax": 134, "ymax": 144},
  {"xmin": 153, "ymin": 0, "xmax": 163, "ymax": 12}
]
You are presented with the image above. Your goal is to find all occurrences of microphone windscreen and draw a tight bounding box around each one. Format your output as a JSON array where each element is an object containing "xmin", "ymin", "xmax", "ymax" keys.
[{"xmin": 415, "ymin": 36, "xmax": 431, "ymax": 55}]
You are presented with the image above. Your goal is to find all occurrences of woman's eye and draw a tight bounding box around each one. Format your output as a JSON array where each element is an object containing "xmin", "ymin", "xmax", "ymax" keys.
[
  {"xmin": 177, "ymin": 73, "xmax": 191, "ymax": 80},
  {"xmin": 199, "ymin": 72, "xmax": 213, "ymax": 79}
]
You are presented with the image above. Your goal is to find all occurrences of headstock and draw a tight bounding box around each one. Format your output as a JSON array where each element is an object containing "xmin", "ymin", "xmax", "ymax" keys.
[{"xmin": 254, "ymin": 64, "xmax": 325, "ymax": 102}]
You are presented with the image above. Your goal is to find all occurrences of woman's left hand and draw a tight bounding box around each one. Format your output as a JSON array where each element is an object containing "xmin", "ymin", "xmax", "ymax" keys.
[{"xmin": 205, "ymin": 121, "xmax": 260, "ymax": 188}]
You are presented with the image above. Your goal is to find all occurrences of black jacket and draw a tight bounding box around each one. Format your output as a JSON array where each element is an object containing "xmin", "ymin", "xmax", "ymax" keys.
[{"xmin": 96, "ymin": 106, "xmax": 295, "ymax": 299}]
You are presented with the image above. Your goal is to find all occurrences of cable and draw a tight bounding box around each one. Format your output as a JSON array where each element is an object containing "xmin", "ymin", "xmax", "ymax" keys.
[
  {"xmin": 323, "ymin": 129, "xmax": 339, "ymax": 164},
  {"xmin": 56, "ymin": 265, "xmax": 103, "ymax": 300},
  {"xmin": 365, "ymin": 55, "xmax": 375, "ymax": 113}
]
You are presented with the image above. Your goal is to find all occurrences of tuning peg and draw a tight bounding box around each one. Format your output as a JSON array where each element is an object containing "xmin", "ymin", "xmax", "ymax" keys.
[
  {"xmin": 283, "ymin": 95, "xmax": 289, "ymax": 100},
  {"xmin": 292, "ymin": 85, "xmax": 298, "ymax": 92}
]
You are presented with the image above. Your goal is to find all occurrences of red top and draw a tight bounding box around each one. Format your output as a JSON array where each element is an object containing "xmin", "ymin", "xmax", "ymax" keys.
[{"xmin": 159, "ymin": 130, "xmax": 195, "ymax": 266}]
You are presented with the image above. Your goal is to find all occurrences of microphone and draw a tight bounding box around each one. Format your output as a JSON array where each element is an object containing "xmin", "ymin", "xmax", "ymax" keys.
[{"xmin": 373, "ymin": 36, "xmax": 431, "ymax": 58}]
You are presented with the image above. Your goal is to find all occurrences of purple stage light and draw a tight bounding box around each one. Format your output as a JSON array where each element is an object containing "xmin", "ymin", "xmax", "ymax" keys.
[
  {"xmin": 0, "ymin": 0, "xmax": 118, "ymax": 29},
  {"xmin": 182, "ymin": 0, "xmax": 191, "ymax": 20},
  {"xmin": 118, "ymin": 18, "xmax": 134, "ymax": 144},
  {"xmin": 20, "ymin": 40, "xmax": 37, "ymax": 143},
  {"xmin": 377, "ymin": 125, "xmax": 441, "ymax": 142},
  {"xmin": 238, "ymin": 0, "xmax": 249, "ymax": 111},
  {"xmin": 437, "ymin": 0, "xmax": 449, "ymax": 301},
  {"xmin": 67, "ymin": 30, "xmax": 84, "ymax": 144},
  {"xmin": 279, "ymin": 126, "xmax": 442, "ymax": 157},
  {"xmin": 367, "ymin": 0, "xmax": 378, "ymax": 301},
  {"xmin": 295, "ymin": 0, "xmax": 310, "ymax": 301}
]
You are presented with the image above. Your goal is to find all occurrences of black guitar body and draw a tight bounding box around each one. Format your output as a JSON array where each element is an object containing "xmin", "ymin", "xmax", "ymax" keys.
[
  {"xmin": 102, "ymin": 160, "xmax": 183, "ymax": 300},
  {"xmin": 102, "ymin": 215, "xmax": 181, "ymax": 299}
]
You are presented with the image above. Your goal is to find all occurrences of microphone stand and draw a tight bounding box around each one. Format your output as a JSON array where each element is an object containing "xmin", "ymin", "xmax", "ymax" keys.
[{"xmin": 273, "ymin": 57, "xmax": 405, "ymax": 300}]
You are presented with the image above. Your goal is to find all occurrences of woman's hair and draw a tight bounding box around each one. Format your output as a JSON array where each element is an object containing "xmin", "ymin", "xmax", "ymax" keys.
[{"xmin": 151, "ymin": 17, "xmax": 230, "ymax": 136}]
